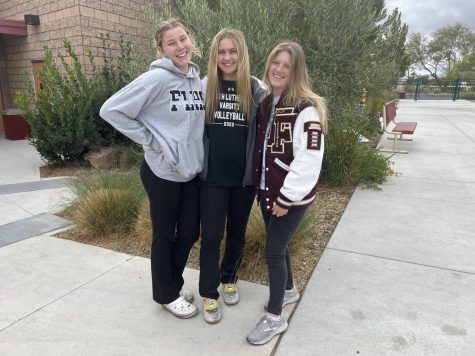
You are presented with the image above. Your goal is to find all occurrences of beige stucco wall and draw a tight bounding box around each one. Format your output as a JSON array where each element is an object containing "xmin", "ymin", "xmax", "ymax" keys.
[{"xmin": 0, "ymin": 0, "xmax": 153, "ymax": 107}]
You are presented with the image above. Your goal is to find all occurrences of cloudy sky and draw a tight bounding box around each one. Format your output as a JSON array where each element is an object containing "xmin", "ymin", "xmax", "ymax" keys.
[{"xmin": 385, "ymin": 0, "xmax": 475, "ymax": 35}]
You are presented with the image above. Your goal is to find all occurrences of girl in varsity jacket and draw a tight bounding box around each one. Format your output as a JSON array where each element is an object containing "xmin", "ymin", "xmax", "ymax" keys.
[{"xmin": 246, "ymin": 42, "xmax": 327, "ymax": 345}]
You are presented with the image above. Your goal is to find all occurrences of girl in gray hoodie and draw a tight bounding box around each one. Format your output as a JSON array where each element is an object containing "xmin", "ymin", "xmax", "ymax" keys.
[{"xmin": 100, "ymin": 18, "xmax": 204, "ymax": 319}]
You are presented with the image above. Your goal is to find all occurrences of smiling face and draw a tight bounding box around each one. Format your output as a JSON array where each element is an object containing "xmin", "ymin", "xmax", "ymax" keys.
[
  {"xmin": 217, "ymin": 37, "xmax": 239, "ymax": 80},
  {"xmin": 159, "ymin": 26, "xmax": 193, "ymax": 73},
  {"xmin": 268, "ymin": 50, "xmax": 292, "ymax": 97}
]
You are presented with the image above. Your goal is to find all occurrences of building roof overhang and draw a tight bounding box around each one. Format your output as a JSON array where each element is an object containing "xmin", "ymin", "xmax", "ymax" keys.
[{"xmin": 0, "ymin": 19, "xmax": 27, "ymax": 36}]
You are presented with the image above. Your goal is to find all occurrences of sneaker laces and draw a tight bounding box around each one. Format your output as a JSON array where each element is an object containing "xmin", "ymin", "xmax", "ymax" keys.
[
  {"xmin": 204, "ymin": 298, "xmax": 218, "ymax": 311},
  {"xmin": 256, "ymin": 316, "xmax": 272, "ymax": 331},
  {"xmin": 224, "ymin": 283, "xmax": 237, "ymax": 293}
]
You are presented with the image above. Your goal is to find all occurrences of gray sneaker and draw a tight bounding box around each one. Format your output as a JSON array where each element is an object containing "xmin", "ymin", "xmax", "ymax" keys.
[
  {"xmin": 222, "ymin": 283, "xmax": 240, "ymax": 305},
  {"xmin": 246, "ymin": 315, "xmax": 288, "ymax": 345},
  {"xmin": 203, "ymin": 298, "xmax": 222, "ymax": 324},
  {"xmin": 282, "ymin": 286, "xmax": 300, "ymax": 307},
  {"xmin": 264, "ymin": 286, "xmax": 300, "ymax": 311}
]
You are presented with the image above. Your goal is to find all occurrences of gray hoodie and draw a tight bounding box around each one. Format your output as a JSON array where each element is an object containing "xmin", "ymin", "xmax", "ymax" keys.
[{"xmin": 100, "ymin": 58, "xmax": 205, "ymax": 182}]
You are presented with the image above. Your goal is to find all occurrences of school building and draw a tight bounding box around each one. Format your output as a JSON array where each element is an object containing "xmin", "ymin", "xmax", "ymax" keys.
[{"xmin": 0, "ymin": 0, "xmax": 152, "ymax": 137}]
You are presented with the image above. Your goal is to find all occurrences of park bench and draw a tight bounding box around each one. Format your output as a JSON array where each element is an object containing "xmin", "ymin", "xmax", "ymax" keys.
[{"xmin": 379, "ymin": 100, "xmax": 417, "ymax": 154}]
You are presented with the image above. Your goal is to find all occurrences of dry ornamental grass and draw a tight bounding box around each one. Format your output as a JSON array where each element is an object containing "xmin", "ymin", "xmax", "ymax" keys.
[{"xmin": 60, "ymin": 185, "xmax": 352, "ymax": 291}]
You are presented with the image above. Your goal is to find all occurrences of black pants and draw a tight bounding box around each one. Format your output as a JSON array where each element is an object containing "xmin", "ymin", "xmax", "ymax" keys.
[
  {"xmin": 199, "ymin": 185, "xmax": 255, "ymax": 299},
  {"xmin": 260, "ymin": 198, "xmax": 307, "ymax": 315},
  {"xmin": 140, "ymin": 160, "xmax": 200, "ymax": 304}
]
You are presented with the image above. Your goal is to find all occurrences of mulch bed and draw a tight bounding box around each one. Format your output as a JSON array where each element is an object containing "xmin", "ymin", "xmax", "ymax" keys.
[{"xmin": 58, "ymin": 184, "xmax": 353, "ymax": 291}]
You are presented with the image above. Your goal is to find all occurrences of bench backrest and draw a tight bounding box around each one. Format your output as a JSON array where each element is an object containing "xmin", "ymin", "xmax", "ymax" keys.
[{"xmin": 384, "ymin": 100, "xmax": 396, "ymax": 126}]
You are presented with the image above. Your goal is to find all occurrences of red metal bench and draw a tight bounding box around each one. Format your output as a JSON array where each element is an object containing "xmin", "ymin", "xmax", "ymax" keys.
[{"xmin": 379, "ymin": 100, "xmax": 417, "ymax": 154}]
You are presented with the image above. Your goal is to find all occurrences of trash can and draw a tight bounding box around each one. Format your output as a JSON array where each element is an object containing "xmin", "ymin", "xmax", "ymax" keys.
[{"xmin": 2, "ymin": 109, "xmax": 30, "ymax": 140}]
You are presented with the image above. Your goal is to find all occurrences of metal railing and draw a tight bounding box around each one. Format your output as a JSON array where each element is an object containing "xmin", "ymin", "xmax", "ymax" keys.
[{"xmin": 389, "ymin": 79, "xmax": 475, "ymax": 101}]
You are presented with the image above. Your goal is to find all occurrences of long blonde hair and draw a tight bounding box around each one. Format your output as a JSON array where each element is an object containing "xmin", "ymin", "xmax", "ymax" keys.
[
  {"xmin": 263, "ymin": 41, "xmax": 327, "ymax": 133},
  {"xmin": 205, "ymin": 28, "xmax": 252, "ymax": 123}
]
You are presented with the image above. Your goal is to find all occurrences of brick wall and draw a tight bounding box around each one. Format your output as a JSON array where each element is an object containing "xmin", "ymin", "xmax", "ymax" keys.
[{"xmin": 0, "ymin": 0, "xmax": 153, "ymax": 106}]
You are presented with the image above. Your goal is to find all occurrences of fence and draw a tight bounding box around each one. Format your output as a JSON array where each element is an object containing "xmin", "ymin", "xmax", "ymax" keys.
[{"xmin": 389, "ymin": 79, "xmax": 475, "ymax": 101}]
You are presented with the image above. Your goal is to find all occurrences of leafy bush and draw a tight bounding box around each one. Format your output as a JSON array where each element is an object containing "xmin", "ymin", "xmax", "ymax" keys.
[
  {"xmin": 356, "ymin": 145, "xmax": 394, "ymax": 188},
  {"xmin": 322, "ymin": 105, "xmax": 392, "ymax": 186},
  {"xmin": 144, "ymin": 0, "xmax": 407, "ymax": 103},
  {"xmin": 144, "ymin": 0, "xmax": 397, "ymax": 187},
  {"xmin": 460, "ymin": 92, "xmax": 475, "ymax": 100},
  {"xmin": 15, "ymin": 36, "xmax": 147, "ymax": 165},
  {"xmin": 15, "ymin": 40, "xmax": 107, "ymax": 163},
  {"xmin": 114, "ymin": 143, "xmax": 145, "ymax": 169}
]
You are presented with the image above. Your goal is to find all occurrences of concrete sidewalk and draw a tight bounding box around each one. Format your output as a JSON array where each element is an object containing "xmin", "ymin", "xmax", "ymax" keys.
[
  {"xmin": 278, "ymin": 100, "xmax": 475, "ymax": 355},
  {"xmin": 1, "ymin": 100, "xmax": 475, "ymax": 355},
  {"xmin": 0, "ymin": 134, "xmax": 73, "ymax": 245},
  {"xmin": 0, "ymin": 136, "xmax": 290, "ymax": 355}
]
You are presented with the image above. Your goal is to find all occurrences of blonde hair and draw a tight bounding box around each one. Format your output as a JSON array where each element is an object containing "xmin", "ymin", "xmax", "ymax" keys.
[
  {"xmin": 155, "ymin": 18, "xmax": 195, "ymax": 57},
  {"xmin": 263, "ymin": 41, "xmax": 327, "ymax": 133},
  {"xmin": 205, "ymin": 28, "xmax": 253, "ymax": 123}
]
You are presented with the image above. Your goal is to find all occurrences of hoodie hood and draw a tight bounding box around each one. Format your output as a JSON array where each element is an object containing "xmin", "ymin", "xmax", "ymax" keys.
[{"xmin": 149, "ymin": 57, "xmax": 200, "ymax": 78}]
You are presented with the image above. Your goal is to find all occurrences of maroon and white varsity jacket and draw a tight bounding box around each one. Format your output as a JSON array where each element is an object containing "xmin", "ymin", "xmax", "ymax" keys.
[{"xmin": 252, "ymin": 94, "xmax": 324, "ymax": 211}]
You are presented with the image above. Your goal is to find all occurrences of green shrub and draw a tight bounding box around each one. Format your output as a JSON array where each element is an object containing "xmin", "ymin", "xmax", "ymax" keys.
[
  {"xmin": 322, "ymin": 105, "xmax": 392, "ymax": 186},
  {"xmin": 143, "ymin": 0, "xmax": 407, "ymax": 99},
  {"xmin": 356, "ymin": 145, "xmax": 394, "ymax": 188},
  {"xmin": 69, "ymin": 170, "xmax": 145, "ymax": 236},
  {"xmin": 15, "ymin": 40, "xmax": 108, "ymax": 164},
  {"xmin": 143, "ymin": 0, "xmax": 398, "ymax": 188},
  {"xmin": 15, "ymin": 36, "xmax": 147, "ymax": 165},
  {"xmin": 114, "ymin": 143, "xmax": 145, "ymax": 169},
  {"xmin": 460, "ymin": 92, "xmax": 475, "ymax": 100}
]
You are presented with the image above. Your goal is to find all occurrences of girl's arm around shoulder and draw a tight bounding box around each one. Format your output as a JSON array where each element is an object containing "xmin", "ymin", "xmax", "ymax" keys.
[
  {"xmin": 251, "ymin": 76, "xmax": 269, "ymax": 104},
  {"xmin": 277, "ymin": 106, "xmax": 324, "ymax": 207}
]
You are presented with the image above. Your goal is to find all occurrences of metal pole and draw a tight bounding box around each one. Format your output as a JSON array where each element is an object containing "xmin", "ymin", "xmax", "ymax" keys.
[
  {"xmin": 453, "ymin": 79, "xmax": 460, "ymax": 101},
  {"xmin": 415, "ymin": 79, "xmax": 420, "ymax": 101}
]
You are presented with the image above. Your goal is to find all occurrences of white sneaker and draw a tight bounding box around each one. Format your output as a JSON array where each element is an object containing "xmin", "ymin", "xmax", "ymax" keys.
[
  {"xmin": 162, "ymin": 296, "xmax": 198, "ymax": 319},
  {"xmin": 222, "ymin": 283, "xmax": 240, "ymax": 305},
  {"xmin": 203, "ymin": 298, "xmax": 222, "ymax": 324}
]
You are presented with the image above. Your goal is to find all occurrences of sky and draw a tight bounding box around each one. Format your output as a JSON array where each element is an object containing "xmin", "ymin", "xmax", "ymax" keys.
[{"xmin": 385, "ymin": 0, "xmax": 475, "ymax": 36}]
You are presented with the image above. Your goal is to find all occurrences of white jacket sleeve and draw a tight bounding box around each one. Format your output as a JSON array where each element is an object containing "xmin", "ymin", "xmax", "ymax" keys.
[
  {"xmin": 99, "ymin": 80, "xmax": 155, "ymax": 148},
  {"xmin": 278, "ymin": 107, "xmax": 324, "ymax": 204}
]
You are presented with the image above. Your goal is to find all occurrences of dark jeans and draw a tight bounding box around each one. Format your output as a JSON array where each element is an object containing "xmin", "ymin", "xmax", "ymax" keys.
[
  {"xmin": 260, "ymin": 198, "xmax": 307, "ymax": 315},
  {"xmin": 199, "ymin": 184, "xmax": 255, "ymax": 299},
  {"xmin": 140, "ymin": 160, "xmax": 200, "ymax": 304}
]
